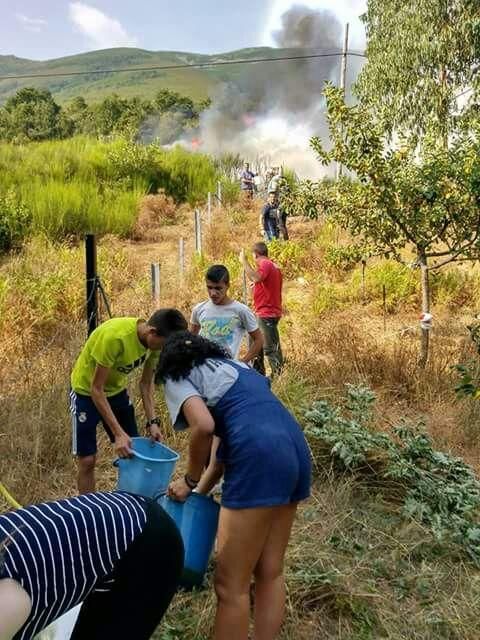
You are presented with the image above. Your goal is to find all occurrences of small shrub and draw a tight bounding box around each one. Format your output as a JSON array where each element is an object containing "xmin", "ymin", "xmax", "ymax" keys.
[
  {"xmin": 349, "ymin": 260, "xmax": 418, "ymax": 311},
  {"xmin": 268, "ymin": 240, "xmax": 306, "ymax": 278},
  {"xmin": 431, "ymin": 268, "xmax": 476, "ymax": 309},
  {"xmin": 325, "ymin": 245, "xmax": 364, "ymax": 272},
  {"xmin": 133, "ymin": 190, "xmax": 179, "ymax": 240},
  {"xmin": 305, "ymin": 385, "xmax": 480, "ymax": 564},
  {"xmin": 0, "ymin": 189, "xmax": 31, "ymax": 251}
]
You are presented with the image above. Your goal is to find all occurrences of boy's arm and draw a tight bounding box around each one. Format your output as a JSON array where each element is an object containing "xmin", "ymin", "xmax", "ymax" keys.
[
  {"xmin": 140, "ymin": 361, "xmax": 162, "ymax": 441},
  {"xmin": 241, "ymin": 328, "xmax": 263, "ymax": 363},
  {"xmin": 91, "ymin": 365, "xmax": 132, "ymax": 457},
  {"xmin": 189, "ymin": 323, "xmax": 201, "ymax": 335}
]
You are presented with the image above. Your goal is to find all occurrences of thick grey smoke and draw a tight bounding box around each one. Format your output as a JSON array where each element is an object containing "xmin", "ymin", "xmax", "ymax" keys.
[
  {"xmin": 273, "ymin": 6, "xmax": 342, "ymax": 49},
  {"xmin": 162, "ymin": 5, "xmax": 361, "ymax": 177}
]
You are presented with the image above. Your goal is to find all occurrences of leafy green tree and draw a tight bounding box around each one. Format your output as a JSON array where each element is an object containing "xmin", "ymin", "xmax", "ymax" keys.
[
  {"xmin": 63, "ymin": 96, "xmax": 93, "ymax": 135},
  {"xmin": 356, "ymin": 0, "xmax": 480, "ymax": 142},
  {"xmin": 2, "ymin": 87, "xmax": 62, "ymax": 141},
  {"xmin": 90, "ymin": 94, "xmax": 128, "ymax": 136},
  {"xmin": 153, "ymin": 89, "xmax": 196, "ymax": 116},
  {"xmin": 312, "ymin": 85, "xmax": 480, "ymax": 366}
]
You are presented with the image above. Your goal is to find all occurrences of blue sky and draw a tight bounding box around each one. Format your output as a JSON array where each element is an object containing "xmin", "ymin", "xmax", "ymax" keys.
[{"xmin": 0, "ymin": 0, "xmax": 366, "ymax": 61}]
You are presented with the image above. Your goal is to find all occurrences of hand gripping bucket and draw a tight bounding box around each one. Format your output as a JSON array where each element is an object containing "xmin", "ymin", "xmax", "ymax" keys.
[
  {"xmin": 115, "ymin": 437, "xmax": 179, "ymax": 498},
  {"xmin": 159, "ymin": 493, "xmax": 220, "ymax": 588}
]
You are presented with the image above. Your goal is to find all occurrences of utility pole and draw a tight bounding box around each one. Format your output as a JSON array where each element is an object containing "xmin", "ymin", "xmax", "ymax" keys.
[{"xmin": 336, "ymin": 22, "xmax": 350, "ymax": 180}]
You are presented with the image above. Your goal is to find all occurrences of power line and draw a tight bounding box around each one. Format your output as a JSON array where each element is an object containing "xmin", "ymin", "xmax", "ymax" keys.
[{"xmin": 0, "ymin": 50, "xmax": 367, "ymax": 82}]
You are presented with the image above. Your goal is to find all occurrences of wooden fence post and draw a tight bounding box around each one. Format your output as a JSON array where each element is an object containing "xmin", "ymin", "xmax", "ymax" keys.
[
  {"xmin": 179, "ymin": 237, "xmax": 185, "ymax": 276},
  {"xmin": 382, "ymin": 284, "xmax": 387, "ymax": 333},
  {"xmin": 207, "ymin": 192, "xmax": 212, "ymax": 224},
  {"xmin": 194, "ymin": 209, "xmax": 202, "ymax": 255}
]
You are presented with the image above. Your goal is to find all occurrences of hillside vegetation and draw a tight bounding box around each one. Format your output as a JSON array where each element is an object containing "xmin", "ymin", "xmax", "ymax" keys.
[{"xmin": 0, "ymin": 46, "xmax": 312, "ymax": 104}]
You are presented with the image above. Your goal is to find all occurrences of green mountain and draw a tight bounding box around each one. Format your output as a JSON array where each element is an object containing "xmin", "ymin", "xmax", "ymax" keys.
[{"xmin": 0, "ymin": 46, "xmax": 289, "ymax": 104}]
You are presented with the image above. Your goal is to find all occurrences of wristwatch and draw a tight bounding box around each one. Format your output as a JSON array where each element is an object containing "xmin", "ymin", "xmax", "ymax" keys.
[{"xmin": 145, "ymin": 417, "xmax": 160, "ymax": 428}]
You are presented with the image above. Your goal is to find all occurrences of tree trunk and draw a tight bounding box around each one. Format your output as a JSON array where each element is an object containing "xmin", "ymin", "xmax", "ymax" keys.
[{"xmin": 418, "ymin": 250, "xmax": 430, "ymax": 368}]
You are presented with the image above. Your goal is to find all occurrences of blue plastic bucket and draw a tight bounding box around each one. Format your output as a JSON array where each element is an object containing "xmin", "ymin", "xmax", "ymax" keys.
[
  {"xmin": 115, "ymin": 437, "xmax": 179, "ymax": 498},
  {"xmin": 159, "ymin": 493, "xmax": 220, "ymax": 588}
]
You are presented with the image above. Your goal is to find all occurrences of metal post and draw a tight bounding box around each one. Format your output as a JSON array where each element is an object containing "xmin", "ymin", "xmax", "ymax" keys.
[
  {"xmin": 336, "ymin": 22, "xmax": 350, "ymax": 180},
  {"xmin": 151, "ymin": 263, "xmax": 160, "ymax": 304},
  {"xmin": 85, "ymin": 234, "xmax": 98, "ymax": 336},
  {"xmin": 179, "ymin": 237, "xmax": 185, "ymax": 276},
  {"xmin": 207, "ymin": 192, "xmax": 212, "ymax": 223}
]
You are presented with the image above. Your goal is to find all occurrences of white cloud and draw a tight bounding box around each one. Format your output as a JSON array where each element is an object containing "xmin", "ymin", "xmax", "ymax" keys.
[
  {"xmin": 69, "ymin": 2, "xmax": 137, "ymax": 49},
  {"xmin": 16, "ymin": 13, "xmax": 48, "ymax": 33}
]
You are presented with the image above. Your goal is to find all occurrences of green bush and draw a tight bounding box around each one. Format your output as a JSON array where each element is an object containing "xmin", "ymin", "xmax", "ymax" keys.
[
  {"xmin": 305, "ymin": 385, "xmax": 480, "ymax": 564},
  {"xmin": 0, "ymin": 137, "xmax": 237, "ymax": 248},
  {"xmin": 267, "ymin": 240, "xmax": 306, "ymax": 278},
  {"xmin": 430, "ymin": 268, "xmax": 477, "ymax": 309},
  {"xmin": 349, "ymin": 260, "xmax": 418, "ymax": 311},
  {"xmin": 0, "ymin": 189, "xmax": 31, "ymax": 251}
]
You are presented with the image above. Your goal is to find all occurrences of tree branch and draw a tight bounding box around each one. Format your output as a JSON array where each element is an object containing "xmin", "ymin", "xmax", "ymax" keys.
[{"xmin": 428, "ymin": 255, "xmax": 477, "ymax": 270}]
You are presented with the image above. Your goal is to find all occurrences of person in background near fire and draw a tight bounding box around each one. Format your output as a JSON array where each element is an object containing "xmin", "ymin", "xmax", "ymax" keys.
[
  {"xmin": 267, "ymin": 167, "xmax": 282, "ymax": 197},
  {"xmin": 241, "ymin": 243, "xmax": 284, "ymax": 377},
  {"xmin": 262, "ymin": 193, "xmax": 282, "ymax": 241},
  {"xmin": 70, "ymin": 309, "xmax": 188, "ymax": 494},
  {"xmin": 157, "ymin": 332, "xmax": 311, "ymax": 640},
  {"xmin": 262, "ymin": 169, "xmax": 288, "ymax": 241},
  {"xmin": 0, "ymin": 491, "xmax": 183, "ymax": 640},
  {"xmin": 240, "ymin": 162, "xmax": 255, "ymax": 199},
  {"xmin": 190, "ymin": 264, "xmax": 263, "ymax": 487}
]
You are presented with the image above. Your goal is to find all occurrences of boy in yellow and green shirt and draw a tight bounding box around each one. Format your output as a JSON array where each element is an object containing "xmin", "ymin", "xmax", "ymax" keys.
[{"xmin": 70, "ymin": 309, "xmax": 187, "ymax": 493}]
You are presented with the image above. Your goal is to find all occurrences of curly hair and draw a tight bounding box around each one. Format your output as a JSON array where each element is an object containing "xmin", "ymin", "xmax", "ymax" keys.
[{"xmin": 155, "ymin": 331, "xmax": 231, "ymax": 383}]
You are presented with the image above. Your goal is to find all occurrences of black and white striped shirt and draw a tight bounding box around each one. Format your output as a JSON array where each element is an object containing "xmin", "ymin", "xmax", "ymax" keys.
[{"xmin": 0, "ymin": 491, "xmax": 148, "ymax": 640}]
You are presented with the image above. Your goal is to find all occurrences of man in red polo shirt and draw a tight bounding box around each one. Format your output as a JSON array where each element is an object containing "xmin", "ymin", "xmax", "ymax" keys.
[{"xmin": 241, "ymin": 242, "xmax": 284, "ymax": 377}]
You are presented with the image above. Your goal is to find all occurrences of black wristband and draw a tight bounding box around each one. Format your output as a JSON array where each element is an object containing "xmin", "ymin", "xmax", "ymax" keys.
[
  {"xmin": 184, "ymin": 474, "xmax": 199, "ymax": 490},
  {"xmin": 145, "ymin": 417, "xmax": 160, "ymax": 428}
]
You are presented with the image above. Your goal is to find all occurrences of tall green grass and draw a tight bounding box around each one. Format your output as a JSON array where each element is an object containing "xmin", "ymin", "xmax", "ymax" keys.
[{"xmin": 0, "ymin": 137, "xmax": 230, "ymax": 244}]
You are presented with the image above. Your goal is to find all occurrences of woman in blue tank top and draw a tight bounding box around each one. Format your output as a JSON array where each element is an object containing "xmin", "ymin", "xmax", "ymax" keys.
[{"xmin": 156, "ymin": 331, "xmax": 311, "ymax": 640}]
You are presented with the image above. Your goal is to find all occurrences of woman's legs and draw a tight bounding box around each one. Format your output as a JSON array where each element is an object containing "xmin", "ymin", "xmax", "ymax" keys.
[
  {"xmin": 253, "ymin": 503, "xmax": 297, "ymax": 640},
  {"xmin": 214, "ymin": 507, "xmax": 274, "ymax": 640},
  {"xmin": 70, "ymin": 502, "xmax": 183, "ymax": 640},
  {"xmin": 214, "ymin": 503, "xmax": 297, "ymax": 640}
]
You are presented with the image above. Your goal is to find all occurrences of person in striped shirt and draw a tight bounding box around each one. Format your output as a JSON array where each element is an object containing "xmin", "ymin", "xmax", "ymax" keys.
[{"xmin": 0, "ymin": 491, "xmax": 183, "ymax": 640}]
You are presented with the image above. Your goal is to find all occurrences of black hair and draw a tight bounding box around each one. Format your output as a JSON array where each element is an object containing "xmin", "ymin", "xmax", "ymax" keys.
[
  {"xmin": 253, "ymin": 241, "xmax": 268, "ymax": 257},
  {"xmin": 206, "ymin": 264, "xmax": 230, "ymax": 285},
  {"xmin": 155, "ymin": 331, "xmax": 231, "ymax": 383},
  {"xmin": 147, "ymin": 308, "xmax": 188, "ymax": 336}
]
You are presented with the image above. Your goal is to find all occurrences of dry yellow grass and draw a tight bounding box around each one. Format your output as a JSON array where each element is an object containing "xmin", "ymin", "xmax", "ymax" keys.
[{"xmin": 2, "ymin": 204, "xmax": 480, "ymax": 639}]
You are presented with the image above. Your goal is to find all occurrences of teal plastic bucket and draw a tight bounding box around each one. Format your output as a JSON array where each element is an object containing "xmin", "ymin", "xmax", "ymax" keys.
[
  {"xmin": 115, "ymin": 437, "xmax": 179, "ymax": 498},
  {"xmin": 159, "ymin": 493, "xmax": 220, "ymax": 588}
]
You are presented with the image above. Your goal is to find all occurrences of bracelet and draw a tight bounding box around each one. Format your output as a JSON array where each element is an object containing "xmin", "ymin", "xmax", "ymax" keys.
[
  {"xmin": 145, "ymin": 417, "xmax": 160, "ymax": 428},
  {"xmin": 184, "ymin": 474, "xmax": 199, "ymax": 490}
]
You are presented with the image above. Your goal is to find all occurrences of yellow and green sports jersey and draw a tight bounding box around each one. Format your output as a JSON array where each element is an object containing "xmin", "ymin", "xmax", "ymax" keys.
[{"xmin": 71, "ymin": 317, "xmax": 159, "ymax": 396}]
